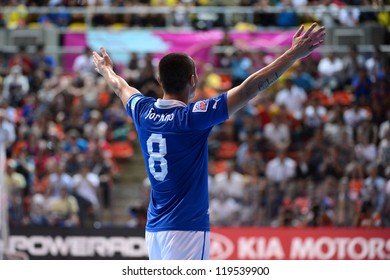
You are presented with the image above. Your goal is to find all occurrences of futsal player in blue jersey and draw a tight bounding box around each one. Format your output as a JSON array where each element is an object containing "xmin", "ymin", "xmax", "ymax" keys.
[{"xmin": 93, "ymin": 23, "xmax": 325, "ymax": 260}]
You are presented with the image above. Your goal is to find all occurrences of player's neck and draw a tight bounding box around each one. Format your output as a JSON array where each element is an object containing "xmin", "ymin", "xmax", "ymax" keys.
[{"xmin": 162, "ymin": 92, "xmax": 189, "ymax": 104}]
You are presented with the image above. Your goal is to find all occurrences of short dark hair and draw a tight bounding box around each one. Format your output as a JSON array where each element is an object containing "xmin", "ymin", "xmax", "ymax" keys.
[{"xmin": 158, "ymin": 53, "xmax": 195, "ymax": 94}]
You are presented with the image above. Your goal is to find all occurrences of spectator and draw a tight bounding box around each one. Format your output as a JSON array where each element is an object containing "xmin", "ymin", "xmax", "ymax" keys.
[
  {"xmin": 72, "ymin": 163, "xmax": 100, "ymax": 225},
  {"xmin": 32, "ymin": 44, "xmax": 56, "ymax": 79},
  {"xmin": 236, "ymin": 136, "xmax": 266, "ymax": 175},
  {"xmin": 351, "ymin": 67, "xmax": 373, "ymax": 103},
  {"xmin": 363, "ymin": 163, "xmax": 385, "ymax": 203},
  {"xmin": 63, "ymin": 129, "xmax": 89, "ymax": 153},
  {"xmin": 48, "ymin": 163, "xmax": 73, "ymax": 198},
  {"xmin": 303, "ymin": 97, "xmax": 327, "ymax": 135},
  {"xmin": 343, "ymin": 101, "xmax": 370, "ymax": 129},
  {"xmin": 7, "ymin": 46, "xmax": 33, "ymax": 75},
  {"xmin": 0, "ymin": 108, "xmax": 16, "ymax": 147},
  {"xmin": 338, "ymin": 5, "xmax": 360, "ymax": 27},
  {"xmin": 264, "ymin": 111, "xmax": 291, "ymax": 151},
  {"xmin": 72, "ymin": 47, "xmax": 95, "ymax": 77},
  {"xmin": 275, "ymin": 78, "xmax": 307, "ymax": 120},
  {"xmin": 265, "ymin": 149, "xmax": 296, "ymax": 185},
  {"xmin": 89, "ymin": 151, "xmax": 114, "ymax": 213},
  {"xmin": 2, "ymin": 65, "xmax": 30, "ymax": 107},
  {"xmin": 213, "ymin": 161, "xmax": 245, "ymax": 201},
  {"xmin": 290, "ymin": 62, "xmax": 316, "ymax": 93},
  {"xmin": 29, "ymin": 193, "xmax": 50, "ymax": 226},
  {"xmin": 83, "ymin": 110, "xmax": 108, "ymax": 141},
  {"xmin": 209, "ymin": 191, "xmax": 241, "ymax": 226},
  {"xmin": 276, "ymin": 0, "xmax": 298, "ymax": 27},
  {"xmin": 319, "ymin": 146, "xmax": 344, "ymax": 180},
  {"xmin": 317, "ymin": 51, "xmax": 344, "ymax": 94},
  {"xmin": 378, "ymin": 127, "xmax": 390, "ymax": 168},
  {"xmin": 341, "ymin": 45, "xmax": 365, "ymax": 86},
  {"xmin": 354, "ymin": 133, "xmax": 377, "ymax": 164},
  {"xmin": 365, "ymin": 46, "xmax": 385, "ymax": 82},
  {"xmin": 48, "ymin": 187, "xmax": 80, "ymax": 227},
  {"xmin": 5, "ymin": 160, "xmax": 26, "ymax": 226},
  {"xmin": 230, "ymin": 50, "xmax": 252, "ymax": 87}
]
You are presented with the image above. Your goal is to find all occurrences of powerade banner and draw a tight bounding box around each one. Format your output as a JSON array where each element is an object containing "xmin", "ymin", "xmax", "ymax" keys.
[
  {"xmin": 8, "ymin": 227, "xmax": 390, "ymax": 260},
  {"xmin": 63, "ymin": 30, "xmax": 296, "ymax": 71},
  {"xmin": 9, "ymin": 227, "xmax": 148, "ymax": 260}
]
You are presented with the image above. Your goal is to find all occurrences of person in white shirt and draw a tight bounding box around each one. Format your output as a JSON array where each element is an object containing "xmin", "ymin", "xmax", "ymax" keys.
[
  {"xmin": 343, "ymin": 101, "xmax": 370, "ymax": 128},
  {"xmin": 275, "ymin": 78, "xmax": 307, "ymax": 120},
  {"xmin": 2, "ymin": 65, "xmax": 29, "ymax": 106},
  {"xmin": 0, "ymin": 109, "xmax": 16, "ymax": 147},
  {"xmin": 317, "ymin": 51, "xmax": 343, "ymax": 93},
  {"xmin": 265, "ymin": 149, "xmax": 296, "ymax": 184},
  {"xmin": 264, "ymin": 113, "xmax": 291, "ymax": 151},
  {"xmin": 48, "ymin": 163, "xmax": 73, "ymax": 198},
  {"xmin": 212, "ymin": 161, "xmax": 245, "ymax": 201},
  {"xmin": 209, "ymin": 191, "xmax": 241, "ymax": 226},
  {"xmin": 72, "ymin": 164, "xmax": 100, "ymax": 224},
  {"xmin": 72, "ymin": 47, "xmax": 95, "ymax": 76}
]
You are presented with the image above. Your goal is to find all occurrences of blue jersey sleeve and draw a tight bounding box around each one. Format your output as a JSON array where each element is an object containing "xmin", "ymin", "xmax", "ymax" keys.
[
  {"xmin": 125, "ymin": 93, "xmax": 153, "ymax": 124},
  {"xmin": 185, "ymin": 93, "xmax": 229, "ymax": 130}
]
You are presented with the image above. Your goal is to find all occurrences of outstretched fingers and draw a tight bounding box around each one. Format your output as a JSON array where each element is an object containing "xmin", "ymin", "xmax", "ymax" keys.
[
  {"xmin": 309, "ymin": 27, "xmax": 326, "ymax": 47},
  {"xmin": 100, "ymin": 47, "xmax": 113, "ymax": 66},
  {"xmin": 294, "ymin": 25, "xmax": 305, "ymax": 39},
  {"xmin": 302, "ymin": 23, "xmax": 318, "ymax": 38},
  {"xmin": 100, "ymin": 47, "xmax": 108, "ymax": 57}
]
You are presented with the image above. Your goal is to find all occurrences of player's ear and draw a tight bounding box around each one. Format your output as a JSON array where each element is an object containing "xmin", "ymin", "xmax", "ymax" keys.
[
  {"xmin": 190, "ymin": 74, "xmax": 196, "ymax": 87},
  {"xmin": 157, "ymin": 76, "xmax": 162, "ymax": 86}
]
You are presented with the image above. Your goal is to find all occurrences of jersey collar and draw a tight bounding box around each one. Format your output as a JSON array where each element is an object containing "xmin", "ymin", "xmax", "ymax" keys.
[{"xmin": 155, "ymin": 99, "xmax": 187, "ymax": 109}]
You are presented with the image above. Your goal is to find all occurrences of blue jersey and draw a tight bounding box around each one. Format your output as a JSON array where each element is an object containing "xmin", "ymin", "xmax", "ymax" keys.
[{"xmin": 126, "ymin": 93, "xmax": 229, "ymax": 232}]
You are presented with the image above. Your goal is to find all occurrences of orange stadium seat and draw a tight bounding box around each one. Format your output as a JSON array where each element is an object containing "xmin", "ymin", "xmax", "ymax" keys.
[
  {"xmin": 108, "ymin": 141, "xmax": 134, "ymax": 160},
  {"xmin": 216, "ymin": 141, "xmax": 238, "ymax": 160}
]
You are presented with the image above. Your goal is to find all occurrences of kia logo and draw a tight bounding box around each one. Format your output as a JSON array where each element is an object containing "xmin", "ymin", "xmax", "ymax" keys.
[{"xmin": 210, "ymin": 232, "xmax": 234, "ymax": 260}]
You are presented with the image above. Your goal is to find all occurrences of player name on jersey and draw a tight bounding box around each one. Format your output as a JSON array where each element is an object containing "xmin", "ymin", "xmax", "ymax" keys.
[{"xmin": 145, "ymin": 108, "xmax": 175, "ymax": 122}]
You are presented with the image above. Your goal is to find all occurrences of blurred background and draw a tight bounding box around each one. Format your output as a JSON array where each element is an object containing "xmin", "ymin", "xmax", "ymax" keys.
[{"xmin": 0, "ymin": 0, "xmax": 389, "ymax": 260}]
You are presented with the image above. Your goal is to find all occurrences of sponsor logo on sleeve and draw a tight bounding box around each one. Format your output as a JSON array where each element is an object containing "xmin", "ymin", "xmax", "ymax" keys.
[
  {"xmin": 192, "ymin": 100, "xmax": 209, "ymax": 112},
  {"xmin": 212, "ymin": 97, "xmax": 221, "ymax": 109}
]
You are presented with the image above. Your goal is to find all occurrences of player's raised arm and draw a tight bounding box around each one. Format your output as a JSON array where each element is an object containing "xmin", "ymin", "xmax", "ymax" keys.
[
  {"xmin": 93, "ymin": 47, "xmax": 141, "ymax": 107},
  {"xmin": 227, "ymin": 23, "xmax": 326, "ymax": 116}
]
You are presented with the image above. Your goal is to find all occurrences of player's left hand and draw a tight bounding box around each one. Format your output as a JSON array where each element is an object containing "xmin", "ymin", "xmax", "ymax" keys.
[
  {"xmin": 290, "ymin": 23, "xmax": 326, "ymax": 59},
  {"xmin": 93, "ymin": 47, "xmax": 114, "ymax": 75}
]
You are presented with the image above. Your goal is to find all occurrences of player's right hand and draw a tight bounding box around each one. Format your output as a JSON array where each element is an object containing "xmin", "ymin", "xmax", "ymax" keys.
[{"xmin": 93, "ymin": 47, "xmax": 114, "ymax": 75}]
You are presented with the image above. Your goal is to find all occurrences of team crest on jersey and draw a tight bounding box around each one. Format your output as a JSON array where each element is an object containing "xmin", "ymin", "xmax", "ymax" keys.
[{"xmin": 192, "ymin": 100, "xmax": 209, "ymax": 112}]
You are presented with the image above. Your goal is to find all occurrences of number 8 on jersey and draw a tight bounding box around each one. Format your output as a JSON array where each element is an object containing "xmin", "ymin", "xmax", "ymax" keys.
[{"xmin": 146, "ymin": 133, "xmax": 168, "ymax": 181}]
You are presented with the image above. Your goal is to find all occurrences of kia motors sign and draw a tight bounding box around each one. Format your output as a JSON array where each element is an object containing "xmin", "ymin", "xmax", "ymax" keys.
[{"xmin": 210, "ymin": 228, "xmax": 390, "ymax": 260}]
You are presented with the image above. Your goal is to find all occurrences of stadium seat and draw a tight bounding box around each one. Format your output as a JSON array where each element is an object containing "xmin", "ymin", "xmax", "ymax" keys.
[
  {"xmin": 108, "ymin": 141, "xmax": 134, "ymax": 160},
  {"xmin": 69, "ymin": 23, "xmax": 87, "ymax": 31},
  {"xmin": 216, "ymin": 141, "xmax": 238, "ymax": 160}
]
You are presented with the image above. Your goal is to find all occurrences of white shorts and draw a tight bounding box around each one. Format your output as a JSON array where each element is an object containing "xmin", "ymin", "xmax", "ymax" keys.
[{"xmin": 145, "ymin": 230, "xmax": 210, "ymax": 260}]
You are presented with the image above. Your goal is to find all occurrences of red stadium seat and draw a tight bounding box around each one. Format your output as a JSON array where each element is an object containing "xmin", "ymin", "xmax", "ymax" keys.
[
  {"xmin": 109, "ymin": 141, "xmax": 134, "ymax": 159},
  {"xmin": 216, "ymin": 141, "xmax": 238, "ymax": 160}
]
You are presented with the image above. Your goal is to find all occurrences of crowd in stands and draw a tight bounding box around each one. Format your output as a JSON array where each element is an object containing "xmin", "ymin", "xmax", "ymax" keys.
[
  {"xmin": 1, "ymin": 44, "xmax": 138, "ymax": 228},
  {"xmin": 201, "ymin": 42, "xmax": 390, "ymax": 228},
  {"xmin": 0, "ymin": 0, "xmax": 389, "ymax": 30}
]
